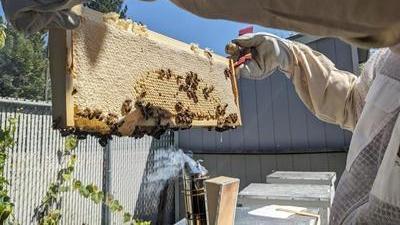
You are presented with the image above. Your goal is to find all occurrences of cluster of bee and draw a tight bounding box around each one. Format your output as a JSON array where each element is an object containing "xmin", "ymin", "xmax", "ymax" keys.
[
  {"xmin": 202, "ymin": 85, "xmax": 215, "ymax": 100},
  {"xmin": 216, "ymin": 104, "xmax": 228, "ymax": 118},
  {"xmin": 224, "ymin": 68, "xmax": 232, "ymax": 79},
  {"xmin": 130, "ymin": 125, "xmax": 169, "ymax": 139},
  {"xmin": 156, "ymin": 69, "xmax": 173, "ymax": 80},
  {"xmin": 131, "ymin": 100, "xmax": 173, "ymax": 138},
  {"xmin": 76, "ymin": 107, "xmax": 119, "ymax": 128},
  {"xmin": 225, "ymin": 113, "xmax": 239, "ymax": 124},
  {"xmin": 194, "ymin": 111, "xmax": 215, "ymax": 121},
  {"xmin": 214, "ymin": 103, "xmax": 239, "ymax": 131},
  {"xmin": 57, "ymin": 125, "xmax": 112, "ymax": 147},
  {"xmin": 175, "ymin": 102, "xmax": 195, "ymax": 127},
  {"xmin": 178, "ymin": 71, "xmax": 201, "ymax": 103},
  {"xmin": 135, "ymin": 100, "xmax": 172, "ymax": 122}
]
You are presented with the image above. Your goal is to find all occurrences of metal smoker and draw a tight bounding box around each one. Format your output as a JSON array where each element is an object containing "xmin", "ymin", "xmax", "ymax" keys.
[{"xmin": 182, "ymin": 159, "xmax": 209, "ymax": 225}]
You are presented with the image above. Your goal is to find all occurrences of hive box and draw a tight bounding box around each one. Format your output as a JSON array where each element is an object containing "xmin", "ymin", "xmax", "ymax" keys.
[
  {"xmin": 205, "ymin": 176, "xmax": 240, "ymax": 225},
  {"xmin": 49, "ymin": 6, "xmax": 241, "ymax": 138}
]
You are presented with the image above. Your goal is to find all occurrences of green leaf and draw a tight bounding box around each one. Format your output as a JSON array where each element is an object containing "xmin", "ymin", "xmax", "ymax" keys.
[
  {"xmin": 109, "ymin": 200, "xmax": 122, "ymax": 212},
  {"xmin": 86, "ymin": 184, "xmax": 95, "ymax": 193},
  {"xmin": 73, "ymin": 180, "xmax": 82, "ymax": 190},
  {"xmin": 123, "ymin": 212, "xmax": 132, "ymax": 223},
  {"xmin": 79, "ymin": 186, "xmax": 90, "ymax": 198},
  {"xmin": 65, "ymin": 136, "xmax": 78, "ymax": 151},
  {"xmin": 67, "ymin": 154, "xmax": 77, "ymax": 167},
  {"xmin": 0, "ymin": 203, "xmax": 13, "ymax": 223},
  {"xmin": 90, "ymin": 191, "xmax": 103, "ymax": 204},
  {"xmin": 62, "ymin": 172, "xmax": 72, "ymax": 181}
]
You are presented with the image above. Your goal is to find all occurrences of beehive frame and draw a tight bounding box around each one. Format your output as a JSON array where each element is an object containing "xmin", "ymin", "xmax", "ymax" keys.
[{"xmin": 49, "ymin": 6, "xmax": 241, "ymax": 139}]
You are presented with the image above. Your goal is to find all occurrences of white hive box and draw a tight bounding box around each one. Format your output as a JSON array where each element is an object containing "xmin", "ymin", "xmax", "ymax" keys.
[
  {"xmin": 266, "ymin": 171, "xmax": 336, "ymax": 186},
  {"xmin": 49, "ymin": 6, "xmax": 241, "ymax": 139},
  {"xmin": 238, "ymin": 183, "xmax": 332, "ymax": 225}
]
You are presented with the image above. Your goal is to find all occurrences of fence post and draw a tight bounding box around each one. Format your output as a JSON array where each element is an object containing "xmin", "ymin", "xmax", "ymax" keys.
[{"xmin": 101, "ymin": 141, "xmax": 112, "ymax": 225}]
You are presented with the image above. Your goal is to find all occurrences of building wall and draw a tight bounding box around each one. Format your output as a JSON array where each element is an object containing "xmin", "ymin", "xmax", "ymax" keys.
[{"xmin": 178, "ymin": 38, "xmax": 355, "ymax": 154}]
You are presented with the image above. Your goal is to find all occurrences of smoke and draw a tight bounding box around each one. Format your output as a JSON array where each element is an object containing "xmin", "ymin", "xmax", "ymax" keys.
[
  {"xmin": 134, "ymin": 147, "xmax": 203, "ymax": 223},
  {"xmin": 144, "ymin": 147, "xmax": 198, "ymax": 183}
]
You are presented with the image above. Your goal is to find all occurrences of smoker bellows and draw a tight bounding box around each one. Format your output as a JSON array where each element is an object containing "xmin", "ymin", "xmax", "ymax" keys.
[{"xmin": 49, "ymin": 6, "xmax": 241, "ymax": 139}]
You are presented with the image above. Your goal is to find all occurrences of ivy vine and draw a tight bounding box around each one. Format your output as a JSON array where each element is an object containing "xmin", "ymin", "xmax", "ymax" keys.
[
  {"xmin": 0, "ymin": 118, "xmax": 18, "ymax": 225},
  {"xmin": 35, "ymin": 135, "xmax": 151, "ymax": 225}
]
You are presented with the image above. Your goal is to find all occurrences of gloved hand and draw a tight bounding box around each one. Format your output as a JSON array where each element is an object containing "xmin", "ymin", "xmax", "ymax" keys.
[
  {"xmin": 1, "ymin": 0, "xmax": 86, "ymax": 34},
  {"xmin": 226, "ymin": 33, "xmax": 293, "ymax": 80}
]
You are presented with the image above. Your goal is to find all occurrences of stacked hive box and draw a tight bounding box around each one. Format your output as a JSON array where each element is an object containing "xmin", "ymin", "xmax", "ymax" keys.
[{"xmin": 49, "ymin": 7, "xmax": 241, "ymax": 140}]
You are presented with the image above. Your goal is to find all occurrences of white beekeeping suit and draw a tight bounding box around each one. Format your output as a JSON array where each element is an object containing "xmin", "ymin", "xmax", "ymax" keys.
[
  {"xmin": 168, "ymin": 1, "xmax": 400, "ymax": 224},
  {"xmin": 1, "ymin": 0, "xmax": 85, "ymax": 34}
]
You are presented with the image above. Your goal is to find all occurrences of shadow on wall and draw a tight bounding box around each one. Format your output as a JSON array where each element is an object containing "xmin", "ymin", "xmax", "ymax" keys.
[{"xmin": 133, "ymin": 139, "xmax": 177, "ymax": 225}]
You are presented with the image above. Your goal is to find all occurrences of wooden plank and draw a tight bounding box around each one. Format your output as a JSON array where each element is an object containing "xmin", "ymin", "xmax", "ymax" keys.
[
  {"xmin": 228, "ymin": 80, "xmax": 245, "ymax": 153},
  {"xmin": 49, "ymin": 28, "xmax": 74, "ymax": 128}
]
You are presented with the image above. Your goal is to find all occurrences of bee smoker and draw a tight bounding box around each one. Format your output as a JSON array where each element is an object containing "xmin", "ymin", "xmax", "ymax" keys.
[{"xmin": 182, "ymin": 159, "xmax": 209, "ymax": 225}]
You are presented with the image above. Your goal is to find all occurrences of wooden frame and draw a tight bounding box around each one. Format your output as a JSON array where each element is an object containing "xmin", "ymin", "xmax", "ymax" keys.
[{"xmin": 49, "ymin": 7, "xmax": 241, "ymax": 137}]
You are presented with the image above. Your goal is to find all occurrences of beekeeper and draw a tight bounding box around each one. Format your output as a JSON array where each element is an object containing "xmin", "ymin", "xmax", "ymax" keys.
[
  {"xmin": 168, "ymin": 1, "xmax": 400, "ymax": 225},
  {"xmin": 2, "ymin": 0, "xmax": 400, "ymax": 224}
]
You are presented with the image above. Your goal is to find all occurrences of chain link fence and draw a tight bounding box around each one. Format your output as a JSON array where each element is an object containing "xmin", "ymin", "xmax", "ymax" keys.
[{"xmin": 0, "ymin": 97, "xmax": 177, "ymax": 225}]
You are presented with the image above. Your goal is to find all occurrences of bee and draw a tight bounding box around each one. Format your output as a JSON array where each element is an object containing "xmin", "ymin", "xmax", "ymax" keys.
[
  {"xmin": 93, "ymin": 109, "xmax": 103, "ymax": 120},
  {"xmin": 204, "ymin": 49, "xmax": 213, "ymax": 59},
  {"xmin": 176, "ymin": 75, "xmax": 183, "ymax": 85},
  {"xmin": 105, "ymin": 112, "xmax": 118, "ymax": 126},
  {"xmin": 121, "ymin": 99, "xmax": 133, "ymax": 116},
  {"xmin": 175, "ymin": 102, "xmax": 184, "ymax": 112},
  {"xmin": 224, "ymin": 68, "xmax": 232, "ymax": 79},
  {"xmin": 216, "ymin": 104, "xmax": 228, "ymax": 117},
  {"xmin": 166, "ymin": 69, "xmax": 172, "ymax": 79},
  {"xmin": 202, "ymin": 85, "xmax": 214, "ymax": 100},
  {"xmin": 139, "ymin": 91, "xmax": 147, "ymax": 98}
]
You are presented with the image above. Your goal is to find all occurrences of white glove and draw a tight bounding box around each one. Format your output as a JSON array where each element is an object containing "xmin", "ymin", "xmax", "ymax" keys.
[
  {"xmin": 227, "ymin": 32, "xmax": 293, "ymax": 80},
  {"xmin": 1, "ymin": 0, "xmax": 86, "ymax": 34}
]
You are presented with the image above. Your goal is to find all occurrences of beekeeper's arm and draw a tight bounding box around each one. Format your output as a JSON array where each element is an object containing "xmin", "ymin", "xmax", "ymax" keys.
[
  {"xmin": 230, "ymin": 33, "xmax": 372, "ymax": 131},
  {"xmin": 1, "ymin": 0, "xmax": 85, "ymax": 34},
  {"xmin": 171, "ymin": 0, "xmax": 400, "ymax": 48}
]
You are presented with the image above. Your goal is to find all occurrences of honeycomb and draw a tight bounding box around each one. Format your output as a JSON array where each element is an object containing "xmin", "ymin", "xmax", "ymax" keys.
[{"xmin": 56, "ymin": 7, "xmax": 241, "ymax": 139}]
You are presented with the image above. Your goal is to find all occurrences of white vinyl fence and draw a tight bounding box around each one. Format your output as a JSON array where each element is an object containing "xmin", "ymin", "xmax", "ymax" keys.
[{"xmin": 0, "ymin": 97, "xmax": 176, "ymax": 225}]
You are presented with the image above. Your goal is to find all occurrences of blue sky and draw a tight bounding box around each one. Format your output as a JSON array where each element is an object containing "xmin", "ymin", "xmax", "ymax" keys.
[{"xmin": 0, "ymin": 1, "xmax": 291, "ymax": 55}]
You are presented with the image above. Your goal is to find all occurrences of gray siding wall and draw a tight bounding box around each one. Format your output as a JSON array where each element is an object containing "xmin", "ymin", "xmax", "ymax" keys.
[{"xmin": 178, "ymin": 38, "xmax": 355, "ymax": 154}]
